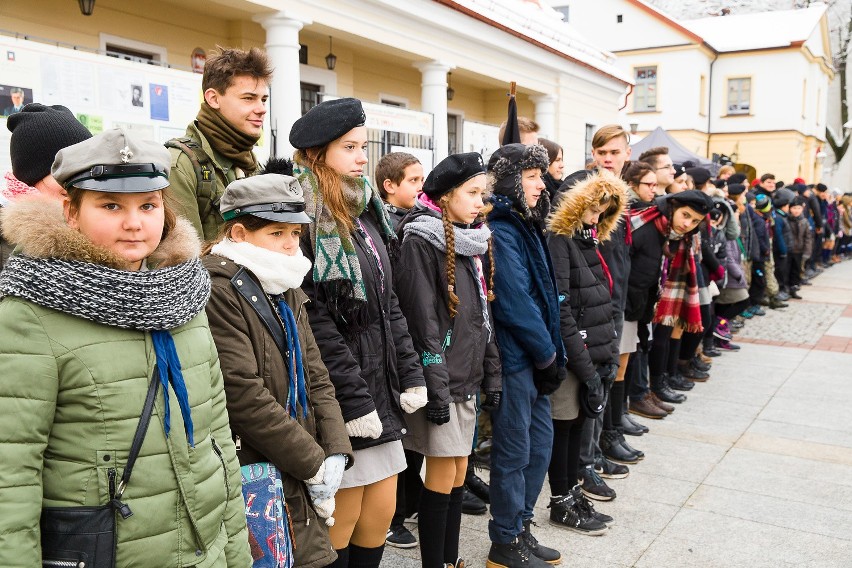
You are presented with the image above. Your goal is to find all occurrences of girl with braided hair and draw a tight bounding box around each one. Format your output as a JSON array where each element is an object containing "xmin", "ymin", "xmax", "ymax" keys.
[{"xmin": 394, "ymin": 153, "xmax": 502, "ymax": 568}]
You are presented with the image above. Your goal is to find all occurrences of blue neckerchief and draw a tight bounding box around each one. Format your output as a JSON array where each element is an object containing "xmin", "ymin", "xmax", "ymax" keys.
[
  {"xmin": 151, "ymin": 330, "xmax": 195, "ymax": 447},
  {"xmin": 277, "ymin": 300, "xmax": 308, "ymax": 419}
]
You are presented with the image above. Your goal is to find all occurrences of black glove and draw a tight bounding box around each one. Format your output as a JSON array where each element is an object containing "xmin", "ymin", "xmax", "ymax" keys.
[
  {"xmin": 426, "ymin": 404, "xmax": 451, "ymax": 425},
  {"xmin": 579, "ymin": 380, "xmax": 606, "ymax": 418},
  {"xmin": 585, "ymin": 372, "xmax": 602, "ymax": 392},
  {"xmin": 533, "ymin": 360, "xmax": 564, "ymax": 396},
  {"xmin": 597, "ymin": 363, "xmax": 617, "ymax": 387},
  {"xmin": 481, "ymin": 391, "xmax": 502, "ymax": 412}
]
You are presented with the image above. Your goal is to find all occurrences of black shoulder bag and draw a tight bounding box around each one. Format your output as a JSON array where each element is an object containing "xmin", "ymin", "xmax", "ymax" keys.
[{"xmin": 40, "ymin": 367, "xmax": 161, "ymax": 568}]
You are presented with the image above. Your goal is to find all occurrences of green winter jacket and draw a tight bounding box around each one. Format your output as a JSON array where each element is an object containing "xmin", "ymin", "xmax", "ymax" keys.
[{"xmin": 0, "ymin": 198, "xmax": 252, "ymax": 567}]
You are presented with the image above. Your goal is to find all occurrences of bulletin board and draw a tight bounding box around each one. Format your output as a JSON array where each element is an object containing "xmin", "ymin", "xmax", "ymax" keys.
[{"xmin": 0, "ymin": 36, "xmax": 270, "ymax": 187}]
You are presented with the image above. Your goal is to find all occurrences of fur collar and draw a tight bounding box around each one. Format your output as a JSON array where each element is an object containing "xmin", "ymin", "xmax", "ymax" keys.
[
  {"xmin": 0, "ymin": 196, "xmax": 200, "ymax": 269},
  {"xmin": 547, "ymin": 170, "xmax": 628, "ymax": 242}
]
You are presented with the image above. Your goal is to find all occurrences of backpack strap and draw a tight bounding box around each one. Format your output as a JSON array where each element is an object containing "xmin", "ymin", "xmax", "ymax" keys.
[{"xmin": 165, "ymin": 137, "xmax": 219, "ymax": 223}]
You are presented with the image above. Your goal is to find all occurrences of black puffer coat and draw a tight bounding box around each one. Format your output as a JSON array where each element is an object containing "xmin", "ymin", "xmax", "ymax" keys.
[
  {"xmin": 547, "ymin": 171, "xmax": 626, "ymax": 382},
  {"xmin": 301, "ymin": 208, "xmax": 425, "ymax": 451},
  {"xmin": 395, "ymin": 207, "xmax": 501, "ymax": 408}
]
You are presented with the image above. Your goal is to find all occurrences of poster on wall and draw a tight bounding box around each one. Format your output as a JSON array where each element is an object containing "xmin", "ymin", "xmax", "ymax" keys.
[
  {"xmin": 76, "ymin": 114, "xmax": 104, "ymax": 134},
  {"xmin": 149, "ymin": 84, "xmax": 169, "ymax": 121},
  {"xmin": 41, "ymin": 57, "xmax": 96, "ymax": 108},
  {"xmin": 0, "ymin": 84, "xmax": 33, "ymax": 117}
]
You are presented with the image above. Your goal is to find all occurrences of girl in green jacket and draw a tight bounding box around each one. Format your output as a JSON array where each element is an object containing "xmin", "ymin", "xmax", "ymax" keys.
[{"xmin": 0, "ymin": 129, "xmax": 251, "ymax": 567}]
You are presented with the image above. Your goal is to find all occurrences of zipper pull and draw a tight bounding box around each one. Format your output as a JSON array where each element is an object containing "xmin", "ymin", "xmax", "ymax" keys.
[
  {"xmin": 111, "ymin": 498, "xmax": 133, "ymax": 519},
  {"xmin": 108, "ymin": 468, "xmax": 117, "ymax": 499},
  {"xmin": 442, "ymin": 329, "xmax": 452, "ymax": 352},
  {"xmin": 235, "ymin": 436, "xmax": 242, "ymax": 450}
]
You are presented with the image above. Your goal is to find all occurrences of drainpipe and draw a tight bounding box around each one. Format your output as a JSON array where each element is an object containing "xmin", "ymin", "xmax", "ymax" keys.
[
  {"xmin": 706, "ymin": 50, "xmax": 718, "ymax": 158},
  {"xmin": 619, "ymin": 84, "xmax": 634, "ymax": 112}
]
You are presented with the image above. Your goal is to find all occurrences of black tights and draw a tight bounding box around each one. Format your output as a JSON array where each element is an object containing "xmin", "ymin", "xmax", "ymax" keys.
[
  {"xmin": 716, "ymin": 299, "xmax": 750, "ymax": 321},
  {"xmin": 548, "ymin": 415, "xmax": 586, "ymax": 496},
  {"xmin": 648, "ymin": 324, "xmax": 674, "ymax": 377}
]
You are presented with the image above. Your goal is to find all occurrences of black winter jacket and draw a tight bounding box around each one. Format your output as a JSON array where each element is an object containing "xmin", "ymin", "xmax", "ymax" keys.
[
  {"xmin": 395, "ymin": 208, "xmax": 502, "ymax": 408},
  {"xmin": 300, "ymin": 208, "xmax": 425, "ymax": 451},
  {"xmin": 547, "ymin": 171, "xmax": 626, "ymax": 382},
  {"xmin": 625, "ymin": 198, "xmax": 666, "ymax": 323}
]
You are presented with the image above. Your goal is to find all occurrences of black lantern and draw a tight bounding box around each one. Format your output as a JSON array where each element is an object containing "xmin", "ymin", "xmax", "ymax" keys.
[
  {"xmin": 446, "ymin": 72, "xmax": 455, "ymax": 101},
  {"xmin": 325, "ymin": 36, "xmax": 337, "ymax": 71},
  {"xmin": 78, "ymin": 0, "xmax": 95, "ymax": 16}
]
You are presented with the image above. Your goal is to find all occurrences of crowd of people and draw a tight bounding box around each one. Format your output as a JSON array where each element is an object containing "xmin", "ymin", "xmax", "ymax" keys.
[{"xmin": 0, "ymin": 45, "xmax": 849, "ymax": 568}]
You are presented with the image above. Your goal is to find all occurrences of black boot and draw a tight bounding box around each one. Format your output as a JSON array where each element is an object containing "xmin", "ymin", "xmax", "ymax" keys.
[
  {"xmin": 465, "ymin": 459, "xmax": 490, "ymax": 503},
  {"xmin": 600, "ymin": 429, "xmax": 640, "ymax": 464},
  {"xmin": 668, "ymin": 371, "xmax": 695, "ymax": 392},
  {"xmin": 461, "ymin": 486, "xmax": 486, "ymax": 515},
  {"xmin": 619, "ymin": 411, "xmax": 645, "ymax": 436},
  {"xmin": 520, "ymin": 519, "xmax": 562, "ymax": 564},
  {"xmin": 623, "ymin": 410, "xmax": 650, "ymax": 434},
  {"xmin": 615, "ymin": 428, "xmax": 644, "ymax": 460},
  {"xmin": 651, "ymin": 373, "xmax": 686, "ymax": 403},
  {"xmin": 486, "ymin": 536, "xmax": 550, "ymax": 568}
]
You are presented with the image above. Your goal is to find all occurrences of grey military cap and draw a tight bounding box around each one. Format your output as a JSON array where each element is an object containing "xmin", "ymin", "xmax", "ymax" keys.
[
  {"xmin": 52, "ymin": 128, "xmax": 170, "ymax": 192},
  {"xmin": 220, "ymin": 174, "xmax": 311, "ymax": 224}
]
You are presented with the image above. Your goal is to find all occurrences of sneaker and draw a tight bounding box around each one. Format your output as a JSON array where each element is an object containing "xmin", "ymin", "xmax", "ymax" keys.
[
  {"xmin": 486, "ymin": 536, "xmax": 551, "ymax": 568},
  {"xmin": 465, "ymin": 466, "xmax": 490, "ymax": 504},
  {"xmin": 750, "ymin": 305, "xmax": 767, "ymax": 316},
  {"xmin": 386, "ymin": 524, "xmax": 418, "ymax": 548},
  {"xmin": 595, "ymin": 456, "xmax": 629, "ymax": 479},
  {"xmin": 578, "ymin": 466, "xmax": 616, "ymax": 501},
  {"xmin": 713, "ymin": 319, "xmax": 733, "ymax": 341},
  {"xmin": 462, "ymin": 486, "xmax": 487, "ymax": 515},
  {"xmin": 776, "ymin": 291, "xmax": 791, "ymax": 301},
  {"xmin": 739, "ymin": 308, "xmax": 754, "ymax": 319},
  {"xmin": 571, "ymin": 484, "xmax": 614, "ymax": 525},
  {"xmin": 547, "ymin": 494, "xmax": 607, "ymax": 535},
  {"xmin": 521, "ymin": 519, "xmax": 562, "ymax": 564},
  {"xmin": 716, "ymin": 339, "xmax": 741, "ymax": 351}
]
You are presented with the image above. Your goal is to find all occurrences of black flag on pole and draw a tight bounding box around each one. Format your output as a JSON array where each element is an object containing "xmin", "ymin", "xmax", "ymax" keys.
[{"xmin": 502, "ymin": 81, "xmax": 520, "ymax": 146}]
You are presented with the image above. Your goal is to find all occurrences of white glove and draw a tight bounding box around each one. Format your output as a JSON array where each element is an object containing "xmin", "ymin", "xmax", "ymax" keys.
[
  {"xmin": 312, "ymin": 496, "xmax": 336, "ymax": 526},
  {"xmin": 400, "ymin": 386, "xmax": 428, "ymax": 414},
  {"xmin": 305, "ymin": 454, "xmax": 346, "ymax": 502},
  {"xmin": 345, "ymin": 410, "xmax": 383, "ymax": 439}
]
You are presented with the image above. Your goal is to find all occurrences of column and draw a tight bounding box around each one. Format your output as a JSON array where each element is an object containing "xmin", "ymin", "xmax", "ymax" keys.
[
  {"xmin": 414, "ymin": 60, "xmax": 454, "ymax": 163},
  {"xmin": 531, "ymin": 94, "xmax": 557, "ymax": 141},
  {"xmin": 255, "ymin": 10, "xmax": 312, "ymax": 158}
]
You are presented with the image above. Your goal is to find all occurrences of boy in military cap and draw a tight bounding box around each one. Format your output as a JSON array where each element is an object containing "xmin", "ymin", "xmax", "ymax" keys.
[{"xmin": 168, "ymin": 47, "xmax": 273, "ymax": 241}]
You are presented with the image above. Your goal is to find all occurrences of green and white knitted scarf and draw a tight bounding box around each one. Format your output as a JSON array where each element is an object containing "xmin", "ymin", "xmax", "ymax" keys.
[{"xmin": 294, "ymin": 164, "xmax": 395, "ymax": 302}]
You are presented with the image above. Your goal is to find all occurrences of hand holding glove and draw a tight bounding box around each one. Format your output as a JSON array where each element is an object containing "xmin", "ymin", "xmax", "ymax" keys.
[
  {"xmin": 480, "ymin": 390, "xmax": 502, "ymax": 412},
  {"xmin": 426, "ymin": 403, "xmax": 451, "ymax": 425},
  {"xmin": 533, "ymin": 360, "xmax": 564, "ymax": 396},
  {"xmin": 345, "ymin": 410, "xmax": 383, "ymax": 439},
  {"xmin": 305, "ymin": 454, "xmax": 347, "ymax": 527},
  {"xmin": 400, "ymin": 386, "xmax": 428, "ymax": 414}
]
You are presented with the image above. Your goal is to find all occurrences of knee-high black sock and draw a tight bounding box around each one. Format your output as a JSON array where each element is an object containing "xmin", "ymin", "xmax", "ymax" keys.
[
  {"xmin": 548, "ymin": 419, "xmax": 572, "ymax": 496},
  {"xmin": 610, "ymin": 381, "xmax": 625, "ymax": 421},
  {"xmin": 348, "ymin": 544, "xmax": 384, "ymax": 568},
  {"xmin": 443, "ymin": 486, "xmax": 464, "ymax": 564},
  {"xmin": 327, "ymin": 546, "xmax": 350, "ymax": 568},
  {"xmin": 418, "ymin": 488, "xmax": 451, "ymax": 568},
  {"xmin": 667, "ymin": 338, "xmax": 682, "ymax": 376}
]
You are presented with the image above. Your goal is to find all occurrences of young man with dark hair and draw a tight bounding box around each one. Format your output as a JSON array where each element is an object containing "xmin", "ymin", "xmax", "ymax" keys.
[
  {"xmin": 638, "ymin": 146, "xmax": 676, "ymax": 190},
  {"xmin": 756, "ymin": 173, "xmax": 776, "ymax": 197},
  {"xmin": 168, "ymin": 47, "xmax": 273, "ymax": 240}
]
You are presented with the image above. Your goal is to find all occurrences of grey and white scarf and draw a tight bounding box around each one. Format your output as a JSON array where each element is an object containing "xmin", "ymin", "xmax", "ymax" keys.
[
  {"xmin": 403, "ymin": 214, "xmax": 493, "ymax": 338},
  {"xmin": 0, "ymin": 255, "xmax": 210, "ymax": 330}
]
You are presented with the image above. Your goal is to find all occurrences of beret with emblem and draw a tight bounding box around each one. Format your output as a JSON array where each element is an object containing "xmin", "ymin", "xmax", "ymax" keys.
[
  {"xmin": 727, "ymin": 183, "xmax": 746, "ymax": 196},
  {"xmin": 667, "ymin": 189, "xmax": 714, "ymax": 216},
  {"xmin": 422, "ymin": 152, "xmax": 486, "ymax": 199},
  {"xmin": 219, "ymin": 174, "xmax": 311, "ymax": 224},
  {"xmin": 52, "ymin": 128, "xmax": 170, "ymax": 192},
  {"xmin": 289, "ymin": 97, "xmax": 366, "ymax": 150}
]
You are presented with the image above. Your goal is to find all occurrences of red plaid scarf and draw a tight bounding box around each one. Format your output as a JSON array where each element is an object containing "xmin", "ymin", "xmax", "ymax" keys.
[{"xmin": 628, "ymin": 205, "xmax": 703, "ymax": 333}]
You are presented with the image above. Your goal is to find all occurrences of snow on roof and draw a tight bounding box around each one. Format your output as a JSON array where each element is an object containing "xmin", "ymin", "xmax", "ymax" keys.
[{"xmin": 683, "ymin": 3, "xmax": 827, "ymax": 53}]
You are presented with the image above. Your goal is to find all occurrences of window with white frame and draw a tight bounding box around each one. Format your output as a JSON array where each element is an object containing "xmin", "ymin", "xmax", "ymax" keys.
[
  {"xmin": 633, "ymin": 66, "xmax": 657, "ymax": 112},
  {"xmin": 727, "ymin": 78, "xmax": 751, "ymax": 115}
]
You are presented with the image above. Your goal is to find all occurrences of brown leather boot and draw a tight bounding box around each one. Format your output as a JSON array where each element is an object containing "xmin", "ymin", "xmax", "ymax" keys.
[
  {"xmin": 649, "ymin": 392, "xmax": 675, "ymax": 413},
  {"xmin": 629, "ymin": 394, "xmax": 668, "ymax": 419}
]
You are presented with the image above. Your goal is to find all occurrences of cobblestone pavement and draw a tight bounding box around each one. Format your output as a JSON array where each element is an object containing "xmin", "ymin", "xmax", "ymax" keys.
[{"xmin": 381, "ymin": 259, "xmax": 852, "ymax": 568}]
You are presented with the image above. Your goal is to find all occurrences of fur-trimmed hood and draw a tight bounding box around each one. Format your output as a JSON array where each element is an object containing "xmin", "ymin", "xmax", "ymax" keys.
[
  {"xmin": 547, "ymin": 170, "xmax": 628, "ymax": 242},
  {"xmin": 487, "ymin": 143, "xmax": 551, "ymax": 221},
  {"xmin": 0, "ymin": 196, "xmax": 201, "ymax": 269}
]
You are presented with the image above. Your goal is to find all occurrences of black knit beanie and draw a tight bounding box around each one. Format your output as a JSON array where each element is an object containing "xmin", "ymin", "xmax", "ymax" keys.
[{"xmin": 7, "ymin": 104, "xmax": 93, "ymax": 185}]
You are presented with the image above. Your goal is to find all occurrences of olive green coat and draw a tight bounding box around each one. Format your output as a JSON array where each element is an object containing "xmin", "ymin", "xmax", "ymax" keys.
[{"xmin": 0, "ymin": 198, "xmax": 251, "ymax": 567}]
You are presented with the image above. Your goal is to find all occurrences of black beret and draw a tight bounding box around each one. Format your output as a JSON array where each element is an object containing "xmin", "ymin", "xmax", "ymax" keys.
[
  {"xmin": 728, "ymin": 173, "xmax": 747, "ymax": 184},
  {"xmin": 668, "ymin": 189, "xmax": 714, "ymax": 215},
  {"xmin": 712, "ymin": 179, "xmax": 727, "ymax": 189},
  {"xmin": 423, "ymin": 152, "xmax": 486, "ymax": 199},
  {"xmin": 685, "ymin": 167, "xmax": 712, "ymax": 188},
  {"xmin": 727, "ymin": 183, "xmax": 746, "ymax": 196},
  {"xmin": 816, "ymin": 183, "xmax": 828, "ymax": 192},
  {"xmin": 773, "ymin": 192, "xmax": 793, "ymax": 209},
  {"xmin": 672, "ymin": 163, "xmax": 686, "ymax": 178},
  {"xmin": 289, "ymin": 97, "xmax": 366, "ymax": 150},
  {"xmin": 791, "ymin": 196, "xmax": 807, "ymax": 207}
]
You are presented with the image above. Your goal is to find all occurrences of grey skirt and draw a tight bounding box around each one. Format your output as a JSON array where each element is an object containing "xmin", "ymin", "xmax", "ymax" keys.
[
  {"xmin": 619, "ymin": 320, "xmax": 639, "ymax": 354},
  {"xmin": 403, "ymin": 398, "xmax": 477, "ymax": 457},
  {"xmin": 340, "ymin": 440, "xmax": 407, "ymax": 489},
  {"xmin": 550, "ymin": 369, "xmax": 581, "ymax": 421}
]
